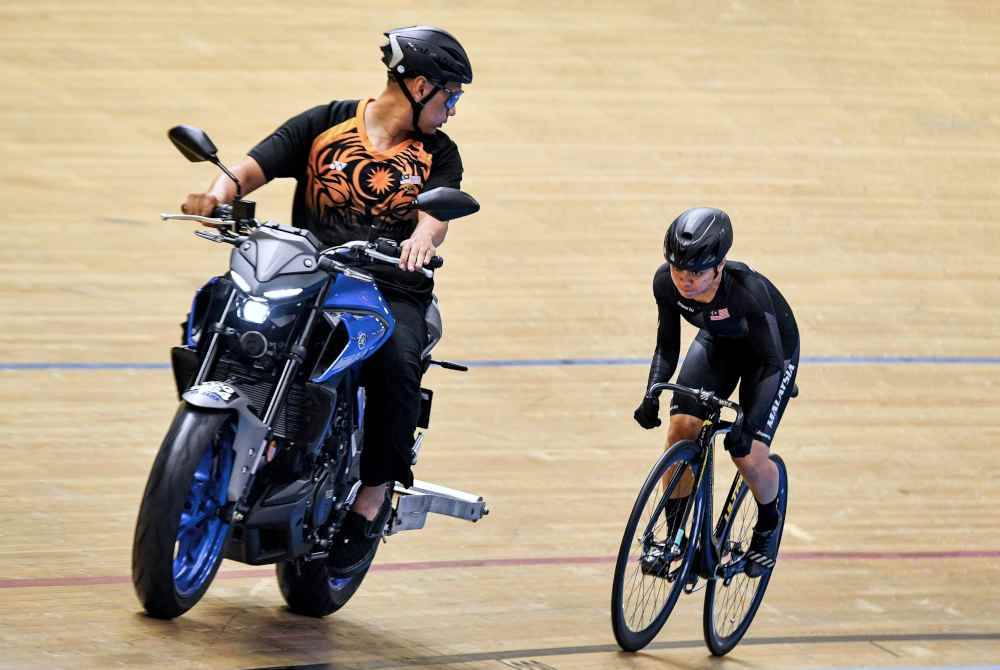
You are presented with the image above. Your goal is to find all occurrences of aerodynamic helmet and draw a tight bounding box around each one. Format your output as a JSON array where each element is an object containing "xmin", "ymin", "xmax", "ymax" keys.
[{"xmin": 664, "ymin": 207, "xmax": 733, "ymax": 271}]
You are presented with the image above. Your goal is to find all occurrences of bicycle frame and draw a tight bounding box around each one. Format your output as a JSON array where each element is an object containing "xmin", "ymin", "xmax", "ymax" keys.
[{"xmin": 645, "ymin": 382, "xmax": 747, "ymax": 585}]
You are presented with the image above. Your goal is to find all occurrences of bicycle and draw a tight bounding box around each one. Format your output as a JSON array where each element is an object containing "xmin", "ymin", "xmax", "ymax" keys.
[{"xmin": 610, "ymin": 381, "xmax": 791, "ymax": 655}]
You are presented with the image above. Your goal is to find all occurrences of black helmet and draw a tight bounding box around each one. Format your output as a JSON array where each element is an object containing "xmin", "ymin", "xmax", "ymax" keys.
[
  {"xmin": 381, "ymin": 25, "xmax": 473, "ymax": 85},
  {"xmin": 664, "ymin": 207, "xmax": 733, "ymax": 271}
]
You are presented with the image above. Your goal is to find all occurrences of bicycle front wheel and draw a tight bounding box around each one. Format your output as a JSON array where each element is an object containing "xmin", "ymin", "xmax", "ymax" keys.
[
  {"xmin": 611, "ymin": 440, "xmax": 702, "ymax": 652},
  {"xmin": 703, "ymin": 454, "xmax": 789, "ymax": 656}
]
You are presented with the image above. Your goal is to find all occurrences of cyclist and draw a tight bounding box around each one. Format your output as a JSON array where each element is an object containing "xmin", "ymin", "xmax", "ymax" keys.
[{"xmin": 633, "ymin": 207, "xmax": 799, "ymax": 576}]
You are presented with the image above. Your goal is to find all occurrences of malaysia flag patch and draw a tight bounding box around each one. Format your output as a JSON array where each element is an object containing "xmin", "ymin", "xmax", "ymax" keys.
[{"xmin": 710, "ymin": 308, "xmax": 730, "ymax": 321}]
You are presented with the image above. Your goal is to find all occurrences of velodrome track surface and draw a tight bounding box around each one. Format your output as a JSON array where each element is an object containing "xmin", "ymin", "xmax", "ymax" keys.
[{"xmin": 2, "ymin": 1, "xmax": 999, "ymax": 668}]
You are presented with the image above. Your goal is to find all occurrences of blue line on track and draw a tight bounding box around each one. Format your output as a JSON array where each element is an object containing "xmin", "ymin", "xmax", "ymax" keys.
[{"xmin": 2, "ymin": 355, "xmax": 1000, "ymax": 371}]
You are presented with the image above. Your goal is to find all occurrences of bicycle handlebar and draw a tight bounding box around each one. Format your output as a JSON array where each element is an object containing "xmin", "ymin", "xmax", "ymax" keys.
[{"xmin": 646, "ymin": 382, "xmax": 743, "ymax": 428}]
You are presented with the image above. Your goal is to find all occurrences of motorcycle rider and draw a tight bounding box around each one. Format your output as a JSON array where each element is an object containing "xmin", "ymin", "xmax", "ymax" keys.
[{"xmin": 179, "ymin": 25, "xmax": 473, "ymax": 575}]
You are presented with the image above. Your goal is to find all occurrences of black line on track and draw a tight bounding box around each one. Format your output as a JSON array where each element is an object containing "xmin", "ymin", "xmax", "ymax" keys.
[{"xmin": 244, "ymin": 631, "xmax": 1000, "ymax": 670}]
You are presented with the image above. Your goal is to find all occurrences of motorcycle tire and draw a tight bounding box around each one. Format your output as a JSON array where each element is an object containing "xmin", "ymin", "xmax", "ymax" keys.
[{"xmin": 132, "ymin": 405, "xmax": 235, "ymax": 619}]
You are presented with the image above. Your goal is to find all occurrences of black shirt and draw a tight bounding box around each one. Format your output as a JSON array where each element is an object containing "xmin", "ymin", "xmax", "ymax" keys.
[
  {"xmin": 647, "ymin": 261, "xmax": 799, "ymax": 388},
  {"xmin": 248, "ymin": 99, "xmax": 464, "ymax": 299}
]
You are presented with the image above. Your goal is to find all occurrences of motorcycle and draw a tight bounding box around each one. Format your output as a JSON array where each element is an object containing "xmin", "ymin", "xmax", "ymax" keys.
[{"xmin": 131, "ymin": 125, "xmax": 487, "ymax": 619}]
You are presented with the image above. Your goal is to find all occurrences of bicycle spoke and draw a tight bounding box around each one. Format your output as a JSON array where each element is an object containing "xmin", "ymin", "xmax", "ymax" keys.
[
  {"xmin": 706, "ymin": 470, "xmax": 784, "ymax": 652},
  {"xmin": 620, "ymin": 462, "xmax": 694, "ymax": 632}
]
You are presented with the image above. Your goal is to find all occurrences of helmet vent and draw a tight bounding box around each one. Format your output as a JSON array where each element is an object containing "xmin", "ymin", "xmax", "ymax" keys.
[{"xmin": 441, "ymin": 46, "xmax": 465, "ymax": 64}]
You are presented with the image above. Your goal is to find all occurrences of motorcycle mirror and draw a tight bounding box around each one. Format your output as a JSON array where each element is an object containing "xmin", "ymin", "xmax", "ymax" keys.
[
  {"xmin": 414, "ymin": 187, "xmax": 480, "ymax": 221},
  {"xmin": 168, "ymin": 125, "xmax": 220, "ymax": 164},
  {"xmin": 168, "ymin": 124, "xmax": 244, "ymax": 199}
]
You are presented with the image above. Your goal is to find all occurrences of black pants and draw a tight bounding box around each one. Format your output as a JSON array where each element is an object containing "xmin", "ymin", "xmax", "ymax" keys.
[{"xmin": 358, "ymin": 290, "xmax": 428, "ymax": 488}]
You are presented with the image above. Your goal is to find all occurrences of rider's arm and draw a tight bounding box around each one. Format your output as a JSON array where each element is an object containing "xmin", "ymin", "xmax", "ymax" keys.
[
  {"xmin": 647, "ymin": 268, "xmax": 682, "ymax": 390},
  {"xmin": 647, "ymin": 309, "xmax": 681, "ymax": 390},
  {"xmin": 399, "ymin": 211, "xmax": 448, "ymax": 271},
  {"xmin": 182, "ymin": 157, "xmax": 267, "ymax": 216},
  {"xmin": 399, "ymin": 131, "xmax": 463, "ymax": 271},
  {"xmin": 180, "ymin": 103, "xmax": 341, "ymax": 217}
]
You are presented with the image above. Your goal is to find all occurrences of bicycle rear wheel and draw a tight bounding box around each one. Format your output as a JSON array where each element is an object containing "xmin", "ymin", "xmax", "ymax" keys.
[
  {"xmin": 703, "ymin": 454, "xmax": 788, "ymax": 656},
  {"xmin": 611, "ymin": 441, "xmax": 702, "ymax": 652}
]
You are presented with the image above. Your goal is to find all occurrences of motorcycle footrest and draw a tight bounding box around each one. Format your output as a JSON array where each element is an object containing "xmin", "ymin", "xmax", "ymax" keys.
[{"xmin": 386, "ymin": 479, "xmax": 489, "ymax": 535}]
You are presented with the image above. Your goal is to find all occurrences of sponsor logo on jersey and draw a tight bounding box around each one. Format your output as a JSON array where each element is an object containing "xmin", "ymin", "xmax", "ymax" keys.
[
  {"xmin": 710, "ymin": 308, "xmax": 731, "ymax": 321},
  {"xmin": 327, "ymin": 161, "xmax": 348, "ymax": 172},
  {"xmin": 400, "ymin": 173, "xmax": 422, "ymax": 186},
  {"xmin": 676, "ymin": 301, "xmax": 695, "ymax": 313}
]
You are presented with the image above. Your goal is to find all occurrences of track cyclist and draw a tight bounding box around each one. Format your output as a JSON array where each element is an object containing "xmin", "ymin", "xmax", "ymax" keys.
[
  {"xmin": 179, "ymin": 25, "xmax": 473, "ymax": 577},
  {"xmin": 633, "ymin": 207, "xmax": 800, "ymax": 577}
]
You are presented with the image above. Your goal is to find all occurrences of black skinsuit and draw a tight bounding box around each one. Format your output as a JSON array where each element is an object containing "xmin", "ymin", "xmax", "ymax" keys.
[{"xmin": 647, "ymin": 261, "xmax": 800, "ymax": 455}]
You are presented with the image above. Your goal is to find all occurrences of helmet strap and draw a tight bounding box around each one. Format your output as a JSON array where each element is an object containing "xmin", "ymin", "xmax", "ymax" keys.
[{"xmin": 391, "ymin": 71, "xmax": 440, "ymax": 133}]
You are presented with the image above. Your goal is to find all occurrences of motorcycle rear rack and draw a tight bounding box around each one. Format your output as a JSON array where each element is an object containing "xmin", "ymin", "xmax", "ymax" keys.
[{"xmin": 386, "ymin": 479, "xmax": 489, "ymax": 535}]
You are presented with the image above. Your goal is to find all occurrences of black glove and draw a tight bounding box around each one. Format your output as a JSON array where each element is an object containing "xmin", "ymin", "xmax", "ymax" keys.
[{"xmin": 633, "ymin": 395, "xmax": 661, "ymax": 429}]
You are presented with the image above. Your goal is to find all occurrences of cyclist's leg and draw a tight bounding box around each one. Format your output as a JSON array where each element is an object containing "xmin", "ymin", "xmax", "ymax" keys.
[
  {"xmin": 730, "ymin": 346, "xmax": 799, "ymax": 502},
  {"xmin": 730, "ymin": 346, "xmax": 799, "ymax": 573}
]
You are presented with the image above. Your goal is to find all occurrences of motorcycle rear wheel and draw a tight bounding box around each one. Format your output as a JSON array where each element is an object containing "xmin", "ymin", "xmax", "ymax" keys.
[{"xmin": 276, "ymin": 543, "xmax": 377, "ymax": 617}]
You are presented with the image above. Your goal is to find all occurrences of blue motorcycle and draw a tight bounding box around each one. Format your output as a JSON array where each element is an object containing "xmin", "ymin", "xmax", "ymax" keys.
[{"xmin": 132, "ymin": 125, "xmax": 486, "ymax": 619}]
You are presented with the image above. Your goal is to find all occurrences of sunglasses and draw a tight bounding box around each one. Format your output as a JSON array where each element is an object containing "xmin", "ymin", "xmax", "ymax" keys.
[{"xmin": 439, "ymin": 85, "xmax": 464, "ymax": 110}]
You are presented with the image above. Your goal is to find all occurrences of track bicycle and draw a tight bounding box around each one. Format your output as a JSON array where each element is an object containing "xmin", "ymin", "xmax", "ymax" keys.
[{"xmin": 610, "ymin": 381, "xmax": 791, "ymax": 655}]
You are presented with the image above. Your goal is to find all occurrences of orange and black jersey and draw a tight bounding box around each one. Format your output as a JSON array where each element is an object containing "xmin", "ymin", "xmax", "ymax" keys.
[{"xmin": 248, "ymin": 99, "xmax": 463, "ymax": 297}]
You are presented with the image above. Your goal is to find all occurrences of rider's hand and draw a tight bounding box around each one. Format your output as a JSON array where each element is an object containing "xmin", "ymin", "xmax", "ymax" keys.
[
  {"xmin": 181, "ymin": 192, "xmax": 220, "ymax": 218},
  {"xmin": 633, "ymin": 395, "xmax": 661, "ymax": 429},
  {"xmin": 399, "ymin": 230, "xmax": 436, "ymax": 272}
]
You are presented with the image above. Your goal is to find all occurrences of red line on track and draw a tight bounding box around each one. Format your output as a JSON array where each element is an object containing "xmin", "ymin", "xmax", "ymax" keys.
[{"xmin": 2, "ymin": 550, "xmax": 997, "ymax": 590}]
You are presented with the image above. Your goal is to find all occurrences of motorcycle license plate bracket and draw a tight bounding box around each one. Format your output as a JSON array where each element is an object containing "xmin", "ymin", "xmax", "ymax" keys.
[{"xmin": 385, "ymin": 479, "xmax": 489, "ymax": 535}]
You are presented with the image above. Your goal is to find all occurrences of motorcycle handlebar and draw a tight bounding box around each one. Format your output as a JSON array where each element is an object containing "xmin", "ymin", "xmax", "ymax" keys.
[
  {"xmin": 212, "ymin": 204, "xmax": 233, "ymax": 219},
  {"xmin": 325, "ymin": 240, "xmax": 440, "ymax": 279},
  {"xmin": 372, "ymin": 238, "xmax": 443, "ymax": 270}
]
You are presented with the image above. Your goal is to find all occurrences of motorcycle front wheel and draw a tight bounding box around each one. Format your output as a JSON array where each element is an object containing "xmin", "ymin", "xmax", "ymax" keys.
[{"xmin": 132, "ymin": 405, "xmax": 235, "ymax": 619}]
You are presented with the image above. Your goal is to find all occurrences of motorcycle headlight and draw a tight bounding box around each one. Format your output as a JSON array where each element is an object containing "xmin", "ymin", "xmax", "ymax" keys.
[{"xmin": 239, "ymin": 298, "xmax": 271, "ymax": 324}]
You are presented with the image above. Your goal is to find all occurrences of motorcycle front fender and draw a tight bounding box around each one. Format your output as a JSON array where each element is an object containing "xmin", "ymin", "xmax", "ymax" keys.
[{"xmin": 182, "ymin": 381, "xmax": 269, "ymax": 504}]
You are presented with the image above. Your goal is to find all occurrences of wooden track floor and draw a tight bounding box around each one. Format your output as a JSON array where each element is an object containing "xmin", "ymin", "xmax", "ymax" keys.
[{"xmin": 1, "ymin": 2, "xmax": 999, "ymax": 669}]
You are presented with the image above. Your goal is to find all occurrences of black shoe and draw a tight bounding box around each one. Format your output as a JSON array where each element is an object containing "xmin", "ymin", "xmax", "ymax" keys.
[
  {"xmin": 640, "ymin": 536, "xmax": 687, "ymax": 578},
  {"xmin": 744, "ymin": 512, "xmax": 782, "ymax": 578},
  {"xmin": 328, "ymin": 497, "xmax": 391, "ymax": 577}
]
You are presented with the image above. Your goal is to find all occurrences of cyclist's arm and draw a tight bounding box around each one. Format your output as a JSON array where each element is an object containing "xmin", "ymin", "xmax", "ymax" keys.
[
  {"xmin": 647, "ymin": 311, "xmax": 681, "ymax": 390},
  {"xmin": 647, "ymin": 274, "xmax": 682, "ymax": 390}
]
